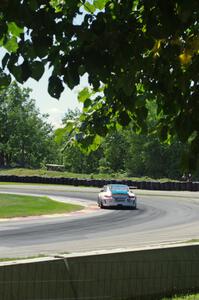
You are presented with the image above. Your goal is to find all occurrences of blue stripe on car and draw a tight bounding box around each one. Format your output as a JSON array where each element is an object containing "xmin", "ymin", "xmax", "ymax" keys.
[{"xmin": 111, "ymin": 190, "xmax": 128, "ymax": 195}]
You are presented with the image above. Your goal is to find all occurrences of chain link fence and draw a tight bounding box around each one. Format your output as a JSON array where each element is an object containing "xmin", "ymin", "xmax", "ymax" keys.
[{"xmin": 0, "ymin": 245, "xmax": 199, "ymax": 300}]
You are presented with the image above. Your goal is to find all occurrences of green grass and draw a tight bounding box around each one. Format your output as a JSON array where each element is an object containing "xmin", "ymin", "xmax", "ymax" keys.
[
  {"xmin": 0, "ymin": 254, "xmax": 47, "ymax": 262},
  {"xmin": 162, "ymin": 294, "xmax": 199, "ymax": 299},
  {"xmin": 184, "ymin": 239, "xmax": 199, "ymax": 243},
  {"xmin": 0, "ymin": 167, "xmax": 178, "ymax": 182},
  {"xmin": 0, "ymin": 193, "xmax": 83, "ymax": 218}
]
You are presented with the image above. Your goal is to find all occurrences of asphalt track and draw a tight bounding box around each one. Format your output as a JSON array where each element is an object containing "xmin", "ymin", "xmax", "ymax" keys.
[{"xmin": 0, "ymin": 184, "xmax": 199, "ymax": 258}]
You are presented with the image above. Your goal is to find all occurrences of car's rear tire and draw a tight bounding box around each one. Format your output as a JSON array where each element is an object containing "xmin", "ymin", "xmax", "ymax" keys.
[
  {"xmin": 130, "ymin": 206, "xmax": 137, "ymax": 210},
  {"xmin": 99, "ymin": 201, "xmax": 104, "ymax": 209}
]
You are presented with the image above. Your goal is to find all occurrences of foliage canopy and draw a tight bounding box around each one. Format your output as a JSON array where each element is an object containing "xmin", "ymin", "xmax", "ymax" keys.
[
  {"xmin": 0, "ymin": 0, "xmax": 199, "ymax": 169},
  {"xmin": 0, "ymin": 82, "xmax": 56, "ymax": 167},
  {"xmin": 57, "ymin": 108, "xmax": 188, "ymax": 179}
]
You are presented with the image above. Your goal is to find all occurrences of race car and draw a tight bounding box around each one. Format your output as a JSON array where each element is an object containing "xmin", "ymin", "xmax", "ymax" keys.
[{"xmin": 97, "ymin": 184, "xmax": 137, "ymax": 209}]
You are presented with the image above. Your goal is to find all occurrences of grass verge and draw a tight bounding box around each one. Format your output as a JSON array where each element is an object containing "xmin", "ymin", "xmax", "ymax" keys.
[
  {"xmin": 0, "ymin": 193, "xmax": 83, "ymax": 218},
  {"xmin": 0, "ymin": 254, "xmax": 47, "ymax": 262},
  {"xmin": 162, "ymin": 294, "xmax": 199, "ymax": 299},
  {"xmin": 0, "ymin": 167, "xmax": 178, "ymax": 182},
  {"xmin": 183, "ymin": 239, "xmax": 199, "ymax": 243}
]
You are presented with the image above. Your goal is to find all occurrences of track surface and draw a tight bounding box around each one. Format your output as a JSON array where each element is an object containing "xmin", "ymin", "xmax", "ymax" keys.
[{"xmin": 0, "ymin": 184, "xmax": 199, "ymax": 258}]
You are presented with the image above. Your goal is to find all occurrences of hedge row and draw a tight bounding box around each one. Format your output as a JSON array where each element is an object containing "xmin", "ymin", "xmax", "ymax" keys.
[{"xmin": 0, "ymin": 175, "xmax": 199, "ymax": 191}]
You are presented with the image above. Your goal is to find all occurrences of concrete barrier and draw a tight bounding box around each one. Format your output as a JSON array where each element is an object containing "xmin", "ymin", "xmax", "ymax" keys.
[{"xmin": 0, "ymin": 244, "xmax": 199, "ymax": 300}]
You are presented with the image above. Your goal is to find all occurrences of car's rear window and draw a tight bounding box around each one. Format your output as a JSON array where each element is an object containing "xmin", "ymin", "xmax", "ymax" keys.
[{"xmin": 110, "ymin": 185, "xmax": 128, "ymax": 191}]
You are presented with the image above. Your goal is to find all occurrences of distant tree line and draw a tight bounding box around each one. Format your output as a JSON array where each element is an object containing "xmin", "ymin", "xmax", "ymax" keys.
[
  {"xmin": 56, "ymin": 125, "xmax": 187, "ymax": 180},
  {"xmin": 55, "ymin": 109, "xmax": 198, "ymax": 180},
  {"xmin": 0, "ymin": 82, "xmax": 57, "ymax": 168},
  {"xmin": 1, "ymin": 83, "xmax": 198, "ymax": 180}
]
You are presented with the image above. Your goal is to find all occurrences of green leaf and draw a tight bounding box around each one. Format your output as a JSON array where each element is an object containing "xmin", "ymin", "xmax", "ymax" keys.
[
  {"xmin": 21, "ymin": 60, "xmax": 32, "ymax": 82},
  {"xmin": 11, "ymin": 65, "xmax": 23, "ymax": 83},
  {"xmin": 10, "ymin": 62, "xmax": 31, "ymax": 83},
  {"xmin": 48, "ymin": 75, "xmax": 64, "ymax": 98},
  {"xmin": 93, "ymin": 134, "xmax": 103, "ymax": 147},
  {"xmin": 81, "ymin": 134, "xmax": 103, "ymax": 152},
  {"xmin": 4, "ymin": 36, "xmax": 18, "ymax": 53},
  {"xmin": 8, "ymin": 22, "xmax": 23, "ymax": 37},
  {"xmin": 115, "ymin": 122, "xmax": 123, "ymax": 131},
  {"xmin": 78, "ymin": 87, "xmax": 90, "ymax": 103},
  {"xmin": 65, "ymin": 120, "xmax": 76, "ymax": 133},
  {"xmin": 63, "ymin": 66, "xmax": 79, "ymax": 89},
  {"xmin": 30, "ymin": 61, "xmax": 45, "ymax": 81},
  {"xmin": 50, "ymin": 0, "xmax": 64, "ymax": 11},
  {"xmin": 84, "ymin": 2, "xmax": 96, "ymax": 13},
  {"xmin": 54, "ymin": 127, "xmax": 67, "ymax": 144},
  {"xmin": 83, "ymin": 98, "xmax": 92, "ymax": 109},
  {"xmin": 94, "ymin": 0, "xmax": 109, "ymax": 10}
]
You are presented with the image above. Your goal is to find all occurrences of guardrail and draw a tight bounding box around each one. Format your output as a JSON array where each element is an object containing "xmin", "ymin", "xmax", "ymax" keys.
[
  {"xmin": 0, "ymin": 244, "xmax": 199, "ymax": 300},
  {"xmin": 0, "ymin": 175, "xmax": 199, "ymax": 191}
]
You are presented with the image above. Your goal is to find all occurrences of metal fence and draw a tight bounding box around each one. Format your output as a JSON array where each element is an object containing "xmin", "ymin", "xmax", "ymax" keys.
[{"xmin": 0, "ymin": 245, "xmax": 199, "ymax": 300}]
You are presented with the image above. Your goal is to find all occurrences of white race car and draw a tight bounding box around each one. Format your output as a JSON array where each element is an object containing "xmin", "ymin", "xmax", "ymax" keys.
[{"xmin": 97, "ymin": 184, "xmax": 137, "ymax": 209}]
